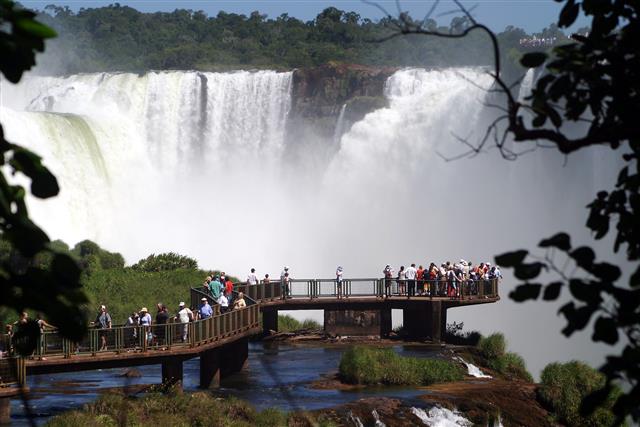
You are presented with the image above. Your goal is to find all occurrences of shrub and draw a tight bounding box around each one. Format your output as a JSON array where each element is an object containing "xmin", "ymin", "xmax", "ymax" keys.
[
  {"xmin": 538, "ymin": 361, "xmax": 621, "ymax": 427},
  {"xmin": 339, "ymin": 346, "xmax": 464, "ymax": 386},
  {"xmin": 497, "ymin": 352, "xmax": 533, "ymax": 382},
  {"xmin": 278, "ymin": 314, "xmax": 301, "ymax": 332},
  {"xmin": 444, "ymin": 322, "xmax": 481, "ymax": 346},
  {"xmin": 478, "ymin": 333, "xmax": 506, "ymax": 360},
  {"xmin": 131, "ymin": 252, "xmax": 198, "ymax": 272},
  {"xmin": 301, "ymin": 318, "xmax": 321, "ymax": 329}
]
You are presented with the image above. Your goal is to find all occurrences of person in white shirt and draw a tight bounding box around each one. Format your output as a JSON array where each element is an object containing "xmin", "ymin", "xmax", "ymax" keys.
[
  {"xmin": 336, "ymin": 266, "xmax": 344, "ymax": 299},
  {"xmin": 247, "ymin": 268, "xmax": 258, "ymax": 285},
  {"xmin": 217, "ymin": 294, "xmax": 229, "ymax": 312},
  {"xmin": 405, "ymin": 263, "xmax": 417, "ymax": 297},
  {"xmin": 176, "ymin": 302, "xmax": 193, "ymax": 342}
]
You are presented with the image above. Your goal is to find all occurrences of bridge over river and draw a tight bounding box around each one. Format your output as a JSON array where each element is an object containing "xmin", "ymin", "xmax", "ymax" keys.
[{"xmin": 0, "ymin": 278, "xmax": 499, "ymax": 422}]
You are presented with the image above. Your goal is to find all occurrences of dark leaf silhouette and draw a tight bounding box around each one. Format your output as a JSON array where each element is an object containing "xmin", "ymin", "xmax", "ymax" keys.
[
  {"xmin": 494, "ymin": 250, "xmax": 528, "ymax": 267},
  {"xmin": 509, "ymin": 283, "xmax": 542, "ymax": 302},
  {"xmin": 539, "ymin": 232, "xmax": 572, "ymax": 251}
]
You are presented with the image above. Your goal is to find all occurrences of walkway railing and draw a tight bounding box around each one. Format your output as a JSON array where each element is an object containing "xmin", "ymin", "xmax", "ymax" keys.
[
  {"xmin": 8, "ymin": 304, "xmax": 259, "ymax": 362},
  {"xmin": 0, "ymin": 358, "xmax": 25, "ymax": 387},
  {"xmin": 230, "ymin": 278, "xmax": 499, "ymax": 303}
]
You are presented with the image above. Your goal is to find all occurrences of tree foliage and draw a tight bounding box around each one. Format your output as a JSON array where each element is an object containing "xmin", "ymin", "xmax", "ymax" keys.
[
  {"xmin": 131, "ymin": 252, "xmax": 198, "ymax": 272},
  {"xmin": 0, "ymin": 0, "xmax": 88, "ymax": 346},
  {"xmin": 31, "ymin": 4, "xmax": 569, "ymax": 75}
]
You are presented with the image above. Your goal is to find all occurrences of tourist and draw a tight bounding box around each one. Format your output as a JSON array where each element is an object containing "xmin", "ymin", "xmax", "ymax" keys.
[
  {"xmin": 199, "ymin": 298, "xmax": 213, "ymax": 319},
  {"xmin": 125, "ymin": 312, "xmax": 139, "ymax": 347},
  {"xmin": 209, "ymin": 276, "xmax": 222, "ymax": 299},
  {"xmin": 203, "ymin": 276, "xmax": 211, "ymax": 294},
  {"xmin": 154, "ymin": 304, "xmax": 169, "ymax": 347},
  {"xmin": 177, "ymin": 302, "xmax": 193, "ymax": 342},
  {"xmin": 139, "ymin": 307, "xmax": 153, "ymax": 345},
  {"xmin": 336, "ymin": 266, "xmax": 344, "ymax": 298},
  {"xmin": 93, "ymin": 305, "xmax": 112, "ymax": 351},
  {"xmin": 263, "ymin": 273, "xmax": 270, "ymax": 284},
  {"xmin": 233, "ymin": 292, "xmax": 247, "ymax": 310},
  {"xmin": 218, "ymin": 293, "xmax": 229, "ymax": 313},
  {"xmin": 383, "ymin": 265, "xmax": 393, "ymax": 297},
  {"xmin": 247, "ymin": 268, "xmax": 258, "ymax": 285},
  {"xmin": 405, "ymin": 263, "xmax": 417, "ymax": 297},
  {"xmin": 397, "ymin": 266, "xmax": 406, "ymax": 295},
  {"xmin": 225, "ymin": 277, "xmax": 234, "ymax": 305},
  {"xmin": 416, "ymin": 265, "xmax": 425, "ymax": 295},
  {"xmin": 280, "ymin": 266, "xmax": 290, "ymax": 298}
]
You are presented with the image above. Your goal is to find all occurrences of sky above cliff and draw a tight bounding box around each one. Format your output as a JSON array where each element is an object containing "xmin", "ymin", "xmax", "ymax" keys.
[{"xmin": 23, "ymin": 0, "xmax": 589, "ymax": 33}]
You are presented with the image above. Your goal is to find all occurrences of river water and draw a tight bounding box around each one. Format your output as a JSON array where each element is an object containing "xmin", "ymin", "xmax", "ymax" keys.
[{"xmin": 11, "ymin": 342, "xmax": 443, "ymax": 425}]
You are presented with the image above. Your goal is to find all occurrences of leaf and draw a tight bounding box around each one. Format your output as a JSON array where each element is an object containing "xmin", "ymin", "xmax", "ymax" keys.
[
  {"xmin": 592, "ymin": 316, "xmax": 619, "ymax": 345},
  {"xmin": 592, "ymin": 262, "xmax": 622, "ymax": 282},
  {"xmin": 494, "ymin": 250, "xmax": 528, "ymax": 267},
  {"xmin": 15, "ymin": 18, "xmax": 58, "ymax": 39},
  {"xmin": 10, "ymin": 148, "xmax": 59, "ymax": 198},
  {"xmin": 569, "ymin": 278, "xmax": 602, "ymax": 303},
  {"xmin": 559, "ymin": 303, "xmax": 595, "ymax": 336},
  {"xmin": 51, "ymin": 253, "xmax": 82, "ymax": 284},
  {"xmin": 532, "ymin": 114, "xmax": 546, "ymax": 127},
  {"xmin": 509, "ymin": 283, "xmax": 542, "ymax": 302},
  {"xmin": 631, "ymin": 265, "xmax": 640, "ymax": 288},
  {"xmin": 513, "ymin": 262, "xmax": 545, "ymax": 280},
  {"xmin": 520, "ymin": 52, "xmax": 548, "ymax": 68},
  {"xmin": 539, "ymin": 232, "xmax": 572, "ymax": 251},
  {"xmin": 580, "ymin": 386, "xmax": 612, "ymax": 416},
  {"xmin": 11, "ymin": 319, "xmax": 40, "ymax": 356},
  {"xmin": 543, "ymin": 281, "xmax": 563, "ymax": 300},
  {"xmin": 558, "ymin": 0, "xmax": 580, "ymax": 27},
  {"xmin": 570, "ymin": 246, "xmax": 596, "ymax": 269}
]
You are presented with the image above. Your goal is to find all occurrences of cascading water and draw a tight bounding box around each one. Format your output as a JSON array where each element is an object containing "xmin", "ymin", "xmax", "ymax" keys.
[
  {"xmin": 517, "ymin": 68, "xmax": 536, "ymax": 102},
  {"xmin": 332, "ymin": 103, "xmax": 348, "ymax": 144},
  {"xmin": 0, "ymin": 66, "xmax": 617, "ymax": 378}
]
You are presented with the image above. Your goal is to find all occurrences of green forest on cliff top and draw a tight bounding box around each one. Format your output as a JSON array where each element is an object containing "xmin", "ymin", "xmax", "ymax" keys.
[{"xmin": 35, "ymin": 4, "xmax": 582, "ymax": 75}]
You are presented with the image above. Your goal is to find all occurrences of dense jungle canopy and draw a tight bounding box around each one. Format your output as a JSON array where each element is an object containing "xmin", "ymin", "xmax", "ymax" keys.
[{"xmin": 34, "ymin": 3, "xmax": 577, "ymax": 74}]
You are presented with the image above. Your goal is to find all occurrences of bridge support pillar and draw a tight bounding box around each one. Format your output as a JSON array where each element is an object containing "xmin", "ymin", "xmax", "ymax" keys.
[
  {"xmin": 221, "ymin": 337, "xmax": 249, "ymax": 376},
  {"xmin": 161, "ymin": 360, "xmax": 183, "ymax": 389},
  {"xmin": 403, "ymin": 302, "xmax": 447, "ymax": 342},
  {"xmin": 380, "ymin": 308, "xmax": 392, "ymax": 337},
  {"xmin": 263, "ymin": 309, "xmax": 278, "ymax": 335},
  {"xmin": 199, "ymin": 348, "xmax": 221, "ymax": 389}
]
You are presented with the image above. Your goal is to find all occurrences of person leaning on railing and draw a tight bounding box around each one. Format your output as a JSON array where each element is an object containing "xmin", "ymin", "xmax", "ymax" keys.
[
  {"xmin": 233, "ymin": 292, "xmax": 247, "ymax": 310},
  {"xmin": 92, "ymin": 305, "xmax": 112, "ymax": 351}
]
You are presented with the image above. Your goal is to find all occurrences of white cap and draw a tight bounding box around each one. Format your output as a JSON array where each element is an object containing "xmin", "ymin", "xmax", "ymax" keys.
[
  {"xmin": 201, "ymin": 297, "xmax": 207, "ymax": 302},
  {"xmin": 179, "ymin": 302, "xmax": 185, "ymax": 307},
  {"xmin": 284, "ymin": 266, "xmax": 289, "ymax": 270},
  {"xmin": 100, "ymin": 305, "xmax": 106, "ymax": 310}
]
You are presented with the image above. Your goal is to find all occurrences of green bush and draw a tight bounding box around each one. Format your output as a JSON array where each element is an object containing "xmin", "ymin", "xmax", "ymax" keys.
[
  {"xmin": 301, "ymin": 319, "xmax": 321, "ymax": 329},
  {"xmin": 339, "ymin": 346, "xmax": 464, "ymax": 386},
  {"xmin": 538, "ymin": 361, "xmax": 621, "ymax": 427},
  {"xmin": 478, "ymin": 333, "xmax": 506, "ymax": 360},
  {"xmin": 131, "ymin": 252, "xmax": 198, "ymax": 272},
  {"xmin": 475, "ymin": 333, "xmax": 532, "ymax": 382}
]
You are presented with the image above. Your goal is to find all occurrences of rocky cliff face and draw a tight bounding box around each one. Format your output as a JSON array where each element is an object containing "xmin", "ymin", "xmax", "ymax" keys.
[{"xmin": 287, "ymin": 63, "xmax": 396, "ymax": 144}]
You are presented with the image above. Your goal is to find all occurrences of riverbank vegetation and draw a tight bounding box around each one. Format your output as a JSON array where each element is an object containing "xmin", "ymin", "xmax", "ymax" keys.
[
  {"xmin": 339, "ymin": 346, "xmax": 464, "ymax": 386},
  {"xmin": 33, "ymin": 4, "xmax": 573, "ymax": 76},
  {"xmin": 278, "ymin": 314, "xmax": 321, "ymax": 333},
  {"xmin": 538, "ymin": 361, "xmax": 622, "ymax": 427},
  {"xmin": 476, "ymin": 333, "xmax": 533, "ymax": 382},
  {"xmin": 45, "ymin": 391, "xmax": 334, "ymax": 427}
]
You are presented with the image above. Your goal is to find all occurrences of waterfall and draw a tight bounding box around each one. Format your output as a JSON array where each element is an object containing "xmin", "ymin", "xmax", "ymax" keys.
[
  {"xmin": 517, "ymin": 68, "xmax": 536, "ymax": 102},
  {"xmin": 333, "ymin": 103, "xmax": 348, "ymax": 144},
  {"xmin": 0, "ymin": 66, "xmax": 618, "ymax": 380}
]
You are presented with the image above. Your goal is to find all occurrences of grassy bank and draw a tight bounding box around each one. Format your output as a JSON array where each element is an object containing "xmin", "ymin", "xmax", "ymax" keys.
[
  {"xmin": 339, "ymin": 346, "xmax": 464, "ymax": 386},
  {"xmin": 476, "ymin": 333, "xmax": 533, "ymax": 382},
  {"xmin": 45, "ymin": 391, "xmax": 335, "ymax": 427}
]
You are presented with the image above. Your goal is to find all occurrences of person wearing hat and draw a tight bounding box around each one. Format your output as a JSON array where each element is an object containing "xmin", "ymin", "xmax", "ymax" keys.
[
  {"xmin": 176, "ymin": 302, "xmax": 193, "ymax": 342},
  {"xmin": 139, "ymin": 307, "xmax": 152, "ymax": 345},
  {"xmin": 199, "ymin": 297, "xmax": 213, "ymax": 319}
]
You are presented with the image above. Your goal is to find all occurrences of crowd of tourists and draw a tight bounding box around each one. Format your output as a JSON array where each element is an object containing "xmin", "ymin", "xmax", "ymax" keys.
[
  {"xmin": 382, "ymin": 260, "xmax": 501, "ymax": 298},
  {"xmin": 519, "ymin": 36, "xmax": 558, "ymax": 48}
]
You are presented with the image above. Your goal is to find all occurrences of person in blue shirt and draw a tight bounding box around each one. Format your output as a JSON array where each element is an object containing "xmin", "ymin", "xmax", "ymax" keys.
[{"xmin": 199, "ymin": 298, "xmax": 213, "ymax": 319}]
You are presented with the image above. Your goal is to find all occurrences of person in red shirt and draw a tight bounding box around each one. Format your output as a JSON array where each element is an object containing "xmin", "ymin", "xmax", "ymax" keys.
[
  {"xmin": 225, "ymin": 279, "xmax": 234, "ymax": 304},
  {"xmin": 416, "ymin": 265, "xmax": 425, "ymax": 296}
]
